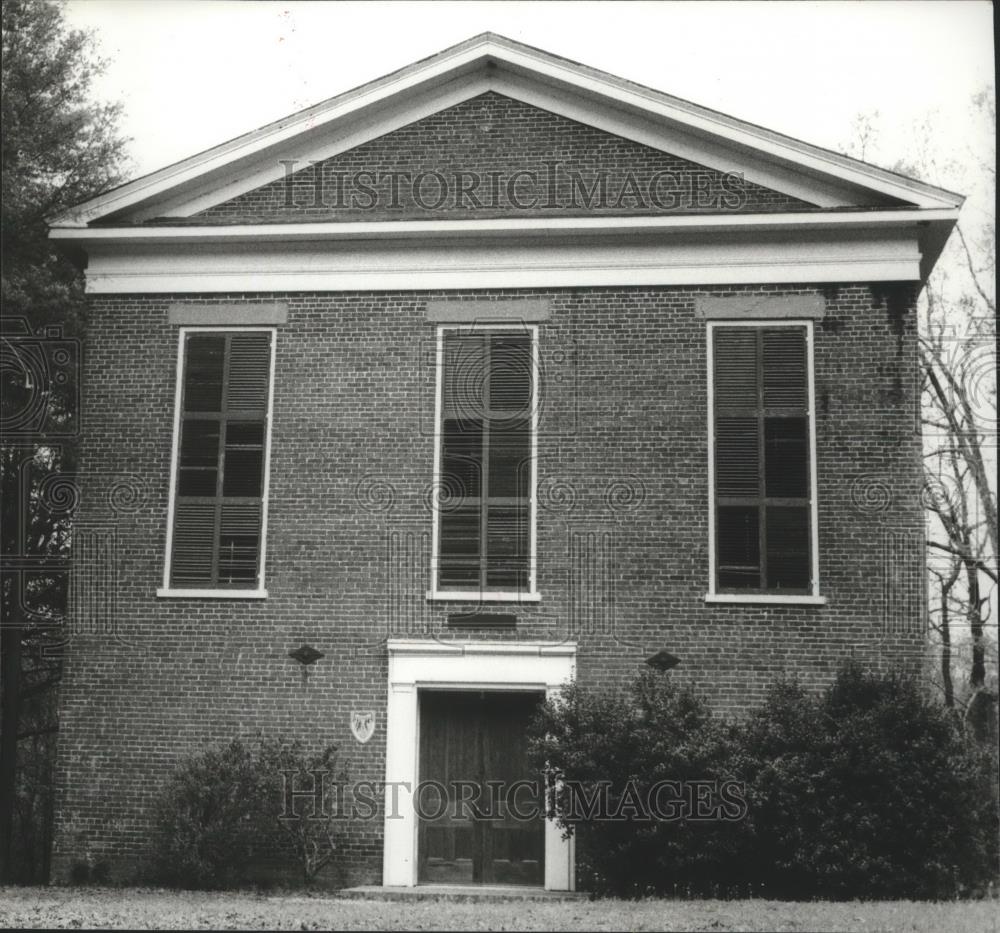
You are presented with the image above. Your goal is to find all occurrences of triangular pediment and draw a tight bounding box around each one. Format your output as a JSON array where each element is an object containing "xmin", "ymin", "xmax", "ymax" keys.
[
  {"xmin": 189, "ymin": 92, "xmax": 818, "ymax": 224},
  {"xmin": 52, "ymin": 33, "xmax": 962, "ymax": 229}
]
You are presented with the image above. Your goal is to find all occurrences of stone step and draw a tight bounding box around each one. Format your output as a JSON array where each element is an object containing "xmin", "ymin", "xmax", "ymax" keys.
[{"xmin": 337, "ymin": 884, "xmax": 585, "ymax": 902}]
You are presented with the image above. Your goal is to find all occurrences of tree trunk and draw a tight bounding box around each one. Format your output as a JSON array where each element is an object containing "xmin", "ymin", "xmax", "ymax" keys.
[
  {"xmin": 939, "ymin": 586, "xmax": 954, "ymax": 708},
  {"xmin": 0, "ymin": 576, "xmax": 24, "ymax": 882}
]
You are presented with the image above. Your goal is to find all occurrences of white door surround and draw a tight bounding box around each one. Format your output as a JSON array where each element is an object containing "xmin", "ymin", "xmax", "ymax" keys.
[{"xmin": 383, "ymin": 639, "xmax": 577, "ymax": 890}]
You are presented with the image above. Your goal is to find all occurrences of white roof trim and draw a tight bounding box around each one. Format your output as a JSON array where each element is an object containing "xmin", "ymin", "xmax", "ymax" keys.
[
  {"xmin": 50, "ymin": 207, "xmax": 959, "ymax": 245},
  {"xmin": 51, "ymin": 33, "xmax": 963, "ymax": 227}
]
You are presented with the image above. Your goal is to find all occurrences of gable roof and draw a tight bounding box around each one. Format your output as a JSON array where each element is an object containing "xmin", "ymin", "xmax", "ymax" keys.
[{"xmin": 51, "ymin": 32, "xmax": 962, "ymax": 228}]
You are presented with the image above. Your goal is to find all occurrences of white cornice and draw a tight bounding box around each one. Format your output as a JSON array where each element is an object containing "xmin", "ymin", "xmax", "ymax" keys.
[
  {"xmin": 75, "ymin": 221, "xmax": 925, "ymax": 293},
  {"xmin": 50, "ymin": 207, "xmax": 958, "ymax": 245}
]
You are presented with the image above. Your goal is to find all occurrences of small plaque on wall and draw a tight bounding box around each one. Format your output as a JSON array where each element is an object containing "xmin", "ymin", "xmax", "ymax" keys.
[
  {"xmin": 446, "ymin": 612, "xmax": 517, "ymax": 629},
  {"xmin": 350, "ymin": 711, "xmax": 376, "ymax": 744}
]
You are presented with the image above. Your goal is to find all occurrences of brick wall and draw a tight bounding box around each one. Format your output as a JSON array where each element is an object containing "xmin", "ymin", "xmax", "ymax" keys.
[
  {"xmin": 50, "ymin": 282, "xmax": 925, "ymax": 884},
  {"xmin": 186, "ymin": 93, "xmax": 817, "ymax": 224}
]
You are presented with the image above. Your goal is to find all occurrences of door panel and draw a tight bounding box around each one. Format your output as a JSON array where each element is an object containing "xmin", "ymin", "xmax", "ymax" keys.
[{"xmin": 418, "ymin": 690, "xmax": 544, "ymax": 886}]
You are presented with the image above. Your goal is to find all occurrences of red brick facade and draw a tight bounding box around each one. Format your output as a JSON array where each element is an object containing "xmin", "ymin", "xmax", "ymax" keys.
[
  {"xmin": 188, "ymin": 93, "xmax": 818, "ymax": 225},
  {"xmin": 50, "ymin": 281, "xmax": 925, "ymax": 884}
]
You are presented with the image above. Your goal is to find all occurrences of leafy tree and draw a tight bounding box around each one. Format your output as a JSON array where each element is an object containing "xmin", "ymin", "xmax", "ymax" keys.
[{"xmin": 1, "ymin": 0, "xmax": 129, "ymax": 883}]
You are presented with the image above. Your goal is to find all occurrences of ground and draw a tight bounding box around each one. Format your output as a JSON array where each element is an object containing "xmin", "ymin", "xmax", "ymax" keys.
[{"xmin": 0, "ymin": 887, "xmax": 997, "ymax": 932}]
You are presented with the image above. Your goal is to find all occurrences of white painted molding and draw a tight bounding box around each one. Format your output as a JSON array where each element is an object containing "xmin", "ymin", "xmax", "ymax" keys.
[
  {"xmin": 156, "ymin": 588, "xmax": 269, "ymax": 599},
  {"xmin": 426, "ymin": 591, "xmax": 542, "ymax": 602},
  {"xmin": 704, "ymin": 594, "xmax": 827, "ymax": 605},
  {"xmin": 74, "ymin": 224, "xmax": 923, "ymax": 294},
  {"xmin": 49, "ymin": 208, "xmax": 960, "ymax": 243},
  {"xmin": 383, "ymin": 638, "xmax": 577, "ymax": 891}
]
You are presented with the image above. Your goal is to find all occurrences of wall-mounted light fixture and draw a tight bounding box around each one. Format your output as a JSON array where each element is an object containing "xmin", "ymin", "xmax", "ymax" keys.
[
  {"xmin": 645, "ymin": 649, "xmax": 681, "ymax": 672},
  {"xmin": 288, "ymin": 644, "xmax": 324, "ymax": 684}
]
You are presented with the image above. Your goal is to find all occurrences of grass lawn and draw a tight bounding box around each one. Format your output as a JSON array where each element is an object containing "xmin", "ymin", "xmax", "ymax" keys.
[{"xmin": 0, "ymin": 886, "xmax": 997, "ymax": 932}]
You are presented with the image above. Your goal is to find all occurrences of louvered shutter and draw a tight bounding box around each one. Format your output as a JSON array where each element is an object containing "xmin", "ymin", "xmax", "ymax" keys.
[
  {"xmin": 713, "ymin": 325, "xmax": 811, "ymax": 593},
  {"xmin": 170, "ymin": 331, "xmax": 271, "ymax": 589}
]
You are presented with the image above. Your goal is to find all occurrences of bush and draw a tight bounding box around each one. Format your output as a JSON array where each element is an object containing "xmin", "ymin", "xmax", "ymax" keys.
[
  {"xmin": 149, "ymin": 737, "xmax": 342, "ymax": 890},
  {"xmin": 739, "ymin": 664, "xmax": 998, "ymax": 900},
  {"xmin": 528, "ymin": 671, "xmax": 747, "ymax": 897},
  {"xmin": 529, "ymin": 665, "xmax": 998, "ymax": 900}
]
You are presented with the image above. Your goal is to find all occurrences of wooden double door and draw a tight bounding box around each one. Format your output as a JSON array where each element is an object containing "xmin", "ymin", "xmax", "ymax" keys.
[{"xmin": 417, "ymin": 690, "xmax": 545, "ymax": 886}]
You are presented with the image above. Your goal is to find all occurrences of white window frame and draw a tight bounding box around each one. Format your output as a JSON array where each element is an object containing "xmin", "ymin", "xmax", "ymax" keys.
[
  {"xmin": 428, "ymin": 323, "xmax": 540, "ymax": 602},
  {"xmin": 705, "ymin": 319, "xmax": 824, "ymax": 605},
  {"xmin": 157, "ymin": 326, "xmax": 277, "ymax": 599}
]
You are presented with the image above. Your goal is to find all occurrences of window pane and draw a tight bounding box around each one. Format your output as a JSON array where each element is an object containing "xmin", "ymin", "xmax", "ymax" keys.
[
  {"xmin": 183, "ymin": 335, "xmax": 225, "ymax": 412},
  {"xmin": 486, "ymin": 504, "xmax": 529, "ymax": 590},
  {"xmin": 766, "ymin": 506, "xmax": 810, "ymax": 590},
  {"xmin": 223, "ymin": 448, "xmax": 264, "ymax": 497},
  {"xmin": 488, "ymin": 418, "xmax": 530, "ymax": 499},
  {"xmin": 226, "ymin": 422, "xmax": 265, "ymax": 446},
  {"xmin": 762, "ymin": 328, "xmax": 807, "ymax": 409},
  {"xmin": 442, "ymin": 418, "xmax": 482, "ymax": 498},
  {"xmin": 178, "ymin": 420, "xmax": 219, "ymax": 496},
  {"xmin": 764, "ymin": 417, "xmax": 809, "ymax": 497},
  {"xmin": 439, "ymin": 505, "xmax": 481, "ymax": 588},
  {"xmin": 717, "ymin": 505, "xmax": 759, "ymax": 589},
  {"xmin": 489, "ymin": 335, "xmax": 532, "ymax": 415},
  {"xmin": 715, "ymin": 417, "xmax": 759, "ymax": 496}
]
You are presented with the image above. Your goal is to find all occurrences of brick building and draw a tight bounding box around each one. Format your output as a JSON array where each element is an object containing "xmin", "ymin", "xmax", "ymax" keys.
[{"xmin": 48, "ymin": 34, "xmax": 961, "ymax": 889}]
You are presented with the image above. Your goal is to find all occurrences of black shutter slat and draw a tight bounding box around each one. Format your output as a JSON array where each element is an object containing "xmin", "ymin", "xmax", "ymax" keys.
[
  {"xmin": 218, "ymin": 501, "xmax": 262, "ymax": 585},
  {"xmin": 762, "ymin": 328, "xmax": 807, "ymax": 409},
  {"xmin": 715, "ymin": 417, "xmax": 759, "ymax": 496},
  {"xmin": 225, "ymin": 333, "xmax": 271, "ymax": 411},
  {"xmin": 443, "ymin": 333, "xmax": 487, "ymax": 420},
  {"xmin": 486, "ymin": 504, "xmax": 529, "ymax": 590},
  {"xmin": 439, "ymin": 505, "xmax": 481, "ymax": 588},
  {"xmin": 171, "ymin": 500, "xmax": 217, "ymax": 587},
  {"xmin": 488, "ymin": 335, "xmax": 532, "ymax": 414},
  {"xmin": 713, "ymin": 329, "xmax": 758, "ymax": 408}
]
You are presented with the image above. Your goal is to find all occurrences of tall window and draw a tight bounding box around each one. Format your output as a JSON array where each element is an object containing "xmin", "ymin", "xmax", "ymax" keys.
[
  {"xmin": 434, "ymin": 327, "xmax": 536, "ymax": 596},
  {"xmin": 165, "ymin": 330, "xmax": 274, "ymax": 591},
  {"xmin": 710, "ymin": 323, "xmax": 815, "ymax": 595}
]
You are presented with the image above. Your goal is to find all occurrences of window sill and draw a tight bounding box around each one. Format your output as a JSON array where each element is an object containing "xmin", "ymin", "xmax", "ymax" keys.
[
  {"xmin": 427, "ymin": 590, "xmax": 541, "ymax": 603},
  {"xmin": 705, "ymin": 593, "xmax": 826, "ymax": 605},
  {"xmin": 156, "ymin": 588, "xmax": 268, "ymax": 600}
]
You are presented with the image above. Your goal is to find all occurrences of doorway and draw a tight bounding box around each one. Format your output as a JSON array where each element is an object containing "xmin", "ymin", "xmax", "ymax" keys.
[{"xmin": 417, "ymin": 689, "xmax": 544, "ymax": 885}]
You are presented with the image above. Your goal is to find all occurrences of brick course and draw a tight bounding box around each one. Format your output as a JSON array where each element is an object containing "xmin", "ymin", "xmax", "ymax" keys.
[
  {"xmin": 186, "ymin": 93, "xmax": 817, "ymax": 224},
  {"xmin": 50, "ymin": 281, "xmax": 924, "ymax": 885}
]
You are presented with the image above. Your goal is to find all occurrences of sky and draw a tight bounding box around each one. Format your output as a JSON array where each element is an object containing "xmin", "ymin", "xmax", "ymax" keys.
[{"xmin": 61, "ymin": 0, "xmax": 995, "ymax": 207}]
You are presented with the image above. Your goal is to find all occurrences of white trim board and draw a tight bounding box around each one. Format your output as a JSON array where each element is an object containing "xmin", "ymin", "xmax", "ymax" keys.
[
  {"xmin": 383, "ymin": 639, "xmax": 577, "ymax": 891},
  {"xmin": 77, "ymin": 225, "xmax": 924, "ymax": 294}
]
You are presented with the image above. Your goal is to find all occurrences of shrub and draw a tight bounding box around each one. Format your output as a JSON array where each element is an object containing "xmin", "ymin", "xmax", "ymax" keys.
[
  {"xmin": 149, "ymin": 737, "xmax": 342, "ymax": 890},
  {"xmin": 528, "ymin": 671, "xmax": 747, "ymax": 897},
  {"xmin": 738, "ymin": 664, "xmax": 999, "ymax": 900},
  {"xmin": 529, "ymin": 665, "xmax": 998, "ymax": 900}
]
